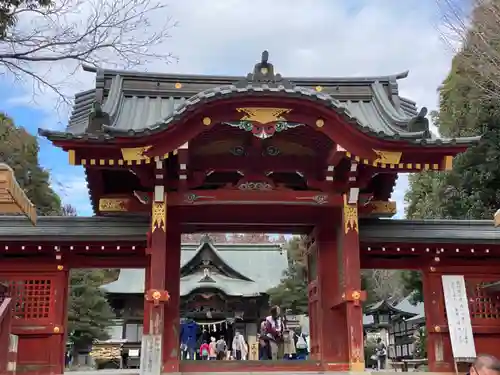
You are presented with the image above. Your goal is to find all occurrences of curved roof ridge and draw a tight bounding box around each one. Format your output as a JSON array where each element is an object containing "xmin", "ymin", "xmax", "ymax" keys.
[
  {"xmin": 102, "ymin": 75, "xmax": 124, "ymax": 119},
  {"xmin": 82, "ymin": 64, "xmax": 410, "ymax": 85},
  {"xmin": 181, "ymin": 240, "xmax": 254, "ymax": 282},
  {"xmin": 371, "ymin": 82, "xmax": 412, "ymax": 126}
]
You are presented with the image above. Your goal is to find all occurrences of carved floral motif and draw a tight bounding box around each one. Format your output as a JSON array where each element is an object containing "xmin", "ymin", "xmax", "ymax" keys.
[
  {"xmin": 343, "ymin": 195, "xmax": 358, "ymax": 233},
  {"xmin": 151, "ymin": 202, "xmax": 166, "ymax": 232},
  {"xmin": 99, "ymin": 198, "xmax": 128, "ymax": 212},
  {"xmin": 237, "ymin": 181, "xmax": 273, "ymax": 191}
]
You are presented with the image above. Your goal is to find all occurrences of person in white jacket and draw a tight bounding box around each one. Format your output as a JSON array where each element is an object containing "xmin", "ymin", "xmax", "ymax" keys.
[{"xmin": 232, "ymin": 332, "xmax": 248, "ymax": 360}]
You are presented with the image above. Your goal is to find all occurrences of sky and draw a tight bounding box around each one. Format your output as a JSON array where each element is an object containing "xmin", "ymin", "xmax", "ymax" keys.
[{"xmin": 0, "ymin": 0, "xmax": 459, "ymax": 218}]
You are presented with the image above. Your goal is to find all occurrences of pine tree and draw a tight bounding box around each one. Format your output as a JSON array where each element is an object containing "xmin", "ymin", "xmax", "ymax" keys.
[{"xmin": 67, "ymin": 270, "xmax": 115, "ymax": 358}]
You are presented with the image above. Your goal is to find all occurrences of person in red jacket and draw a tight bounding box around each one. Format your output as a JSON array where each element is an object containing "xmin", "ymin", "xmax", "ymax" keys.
[{"xmin": 200, "ymin": 341, "xmax": 210, "ymax": 360}]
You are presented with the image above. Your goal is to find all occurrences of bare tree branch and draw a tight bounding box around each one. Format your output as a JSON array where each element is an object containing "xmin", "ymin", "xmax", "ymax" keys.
[
  {"xmin": 0, "ymin": 0, "xmax": 176, "ymax": 102},
  {"xmin": 436, "ymin": 0, "xmax": 500, "ymax": 100}
]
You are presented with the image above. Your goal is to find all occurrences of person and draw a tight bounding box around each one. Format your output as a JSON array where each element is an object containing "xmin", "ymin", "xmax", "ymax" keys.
[
  {"xmin": 208, "ymin": 337, "xmax": 217, "ymax": 360},
  {"xmin": 258, "ymin": 320, "xmax": 268, "ymax": 360},
  {"xmin": 294, "ymin": 331, "xmax": 308, "ymax": 360},
  {"xmin": 215, "ymin": 336, "xmax": 227, "ymax": 360},
  {"xmin": 469, "ymin": 355, "xmax": 500, "ymax": 375},
  {"xmin": 232, "ymin": 331, "xmax": 247, "ymax": 360},
  {"xmin": 375, "ymin": 338, "xmax": 387, "ymax": 370},
  {"xmin": 264, "ymin": 306, "xmax": 283, "ymax": 360},
  {"xmin": 199, "ymin": 341, "xmax": 210, "ymax": 360}
]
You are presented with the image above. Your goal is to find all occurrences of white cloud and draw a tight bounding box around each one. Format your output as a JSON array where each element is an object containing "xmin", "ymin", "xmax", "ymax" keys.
[{"xmin": 2, "ymin": 0, "xmax": 456, "ymax": 218}]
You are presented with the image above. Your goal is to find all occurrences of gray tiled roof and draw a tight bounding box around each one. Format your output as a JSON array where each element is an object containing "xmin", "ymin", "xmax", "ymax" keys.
[
  {"xmin": 38, "ymin": 66, "xmax": 479, "ymax": 146},
  {"xmin": 0, "ymin": 216, "xmax": 498, "ymax": 244},
  {"xmin": 102, "ymin": 242, "xmax": 288, "ymax": 295}
]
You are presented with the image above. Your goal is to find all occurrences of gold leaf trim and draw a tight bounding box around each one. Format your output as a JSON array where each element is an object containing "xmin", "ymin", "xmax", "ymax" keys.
[{"xmin": 151, "ymin": 202, "xmax": 166, "ymax": 232}]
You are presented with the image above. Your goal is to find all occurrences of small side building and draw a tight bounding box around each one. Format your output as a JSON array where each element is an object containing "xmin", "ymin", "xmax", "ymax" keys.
[{"xmin": 364, "ymin": 296, "xmax": 425, "ymax": 360}]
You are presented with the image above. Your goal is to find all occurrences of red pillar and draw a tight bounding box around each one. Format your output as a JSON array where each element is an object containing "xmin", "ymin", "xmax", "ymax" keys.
[
  {"xmin": 422, "ymin": 267, "xmax": 454, "ymax": 372},
  {"xmin": 314, "ymin": 195, "xmax": 365, "ymax": 371},
  {"xmin": 144, "ymin": 190, "xmax": 181, "ymax": 374}
]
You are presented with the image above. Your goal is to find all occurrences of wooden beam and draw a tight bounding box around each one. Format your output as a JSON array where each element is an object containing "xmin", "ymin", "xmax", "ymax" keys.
[
  {"xmin": 0, "ymin": 163, "xmax": 36, "ymax": 225},
  {"xmin": 359, "ymin": 200, "xmax": 397, "ymax": 218},
  {"xmin": 191, "ymin": 155, "xmax": 318, "ymax": 174}
]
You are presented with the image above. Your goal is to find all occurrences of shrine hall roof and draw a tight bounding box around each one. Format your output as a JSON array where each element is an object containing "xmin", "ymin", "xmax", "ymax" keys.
[
  {"xmin": 102, "ymin": 240, "xmax": 288, "ymax": 296},
  {"xmin": 39, "ymin": 61, "xmax": 479, "ymax": 146},
  {"xmin": 0, "ymin": 216, "xmax": 498, "ymax": 244}
]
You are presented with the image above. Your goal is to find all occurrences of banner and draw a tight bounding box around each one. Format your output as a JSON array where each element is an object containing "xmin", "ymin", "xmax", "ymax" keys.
[{"xmin": 441, "ymin": 275, "xmax": 476, "ymax": 362}]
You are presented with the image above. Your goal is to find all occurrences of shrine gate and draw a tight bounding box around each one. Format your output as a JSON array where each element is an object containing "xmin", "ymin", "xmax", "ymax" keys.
[{"xmin": 1, "ymin": 51, "xmax": 499, "ymax": 374}]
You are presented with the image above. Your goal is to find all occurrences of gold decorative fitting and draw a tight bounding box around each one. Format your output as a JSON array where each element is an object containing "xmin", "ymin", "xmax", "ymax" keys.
[
  {"xmin": 152, "ymin": 291, "xmax": 161, "ymax": 300},
  {"xmin": 430, "ymin": 266, "xmax": 436, "ymax": 272},
  {"xmin": 53, "ymin": 326, "xmax": 60, "ymax": 333},
  {"xmin": 315, "ymin": 118, "xmax": 325, "ymax": 128},
  {"xmin": 373, "ymin": 149, "xmax": 402, "ymax": 164},
  {"xmin": 174, "ymin": 82, "xmax": 182, "ymax": 89},
  {"xmin": 315, "ymin": 86, "xmax": 323, "ymax": 92},
  {"xmin": 237, "ymin": 107, "xmax": 291, "ymax": 124},
  {"xmin": 151, "ymin": 202, "xmax": 166, "ymax": 232},
  {"xmin": 351, "ymin": 291, "xmax": 361, "ymax": 300},
  {"xmin": 343, "ymin": 195, "xmax": 358, "ymax": 233},
  {"xmin": 99, "ymin": 198, "xmax": 128, "ymax": 212},
  {"xmin": 57, "ymin": 265, "xmax": 64, "ymax": 271},
  {"xmin": 365, "ymin": 201, "xmax": 397, "ymax": 218},
  {"xmin": 121, "ymin": 146, "xmax": 152, "ymax": 162},
  {"xmin": 434, "ymin": 325, "xmax": 441, "ymax": 332},
  {"xmin": 202, "ymin": 117, "xmax": 212, "ymax": 126},
  {"xmin": 444, "ymin": 155, "xmax": 453, "ymax": 171}
]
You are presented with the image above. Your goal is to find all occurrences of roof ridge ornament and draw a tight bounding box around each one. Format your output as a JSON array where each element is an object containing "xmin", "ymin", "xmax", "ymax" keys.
[
  {"xmin": 200, "ymin": 233, "xmax": 213, "ymax": 245},
  {"xmin": 235, "ymin": 50, "xmax": 295, "ymax": 89}
]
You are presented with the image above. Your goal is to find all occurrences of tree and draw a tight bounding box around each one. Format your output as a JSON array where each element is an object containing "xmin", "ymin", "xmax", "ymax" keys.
[
  {"xmin": 400, "ymin": 271, "xmax": 423, "ymax": 304},
  {"xmin": 404, "ymin": 0, "xmax": 500, "ymax": 298},
  {"xmin": 0, "ymin": 0, "xmax": 176, "ymax": 101},
  {"xmin": 362, "ymin": 269, "xmax": 407, "ymax": 304},
  {"xmin": 437, "ymin": 0, "xmax": 500, "ymax": 100},
  {"xmin": 267, "ymin": 236, "xmax": 308, "ymax": 314},
  {"xmin": 67, "ymin": 269, "xmax": 115, "ymax": 362},
  {"xmin": 0, "ymin": 112, "xmax": 62, "ymax": 215},
  {"xmin": 0, "ymin": 0, "xmax": 52, "ymax": 38}
]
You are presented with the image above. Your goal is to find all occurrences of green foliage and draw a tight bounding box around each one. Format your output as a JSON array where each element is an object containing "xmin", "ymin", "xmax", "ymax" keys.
[
  {"xmin": 413, "ymin": 326, "xmax": 427, "ymax": 359},
  {"xmin": 404, "ymin": 1, "xmax": 500, "ymax": 300},
  {"xmin": 67, "ymin": 269, "xmax": 115, "ymax": 350},
  {"xmin": 0, "ymin": 0, "xmax": 52, "ymax": 38},
  {"xmin": 267, "ymin": 237, "xmax": 308, "ymax": 314},
  {"xmin": 267, "ymin": 236, "xmax": 371, "ymax": 314},
  {"xmin": 0, "ymin": 113, "xmax": 62, "ymax": 215},
  {"xmin": 400, "ymin": 271, "xmax": 423, "ymax": 304}
]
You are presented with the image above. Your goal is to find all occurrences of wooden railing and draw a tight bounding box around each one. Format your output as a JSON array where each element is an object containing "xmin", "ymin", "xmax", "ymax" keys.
[{"xmin": 0, "ymin": 282, "xmax": 13, "ymax": 374}]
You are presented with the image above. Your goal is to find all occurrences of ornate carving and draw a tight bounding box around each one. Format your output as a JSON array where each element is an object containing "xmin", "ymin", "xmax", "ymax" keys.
[
  {"xmin": 265, "ymin": 146, "xmax": 280, "ymax": 156},
  {"xmin": 224, "ymin": 108, "xmax": 303, "ymax": 139},
  {"xmin": 365, "ymin": 200, "xmax": 397, "ymax": 217},
  {"xmin": 121, "ymin": 146, "xmax": 152, "ymax": 161},
  {"xmin": 184, "ymin": 193, "xmax": 215, "ymax": 204},
  {"xmin": 237, "ymin": 181, "xmax": 273, "ymax": 191},
  {"xmin": 372, "ymin": 149, "xmax": 402, "ymax": 164},
  {"xmin": 343, "ymin": 195, "xmax": 358, "ymax": 233},
  {"xmin": 296, "ymin": 194, "xmax": 328, "ymax": 205},
  {"xmin": 237, "ymin": 107, "xmax": 291, "ymax": 124},
  {"xmin": 230, "ymin": 146, "xmax": 246, "ymax": 156},
  {"xmin": 235, "ymin": 50, "xmax": 294, "ymax": 89},
  {"xmin": 99, "ymin": 198, "xmax": 128, "ymax": 212},
  {"xmin": 151, "ymin": 202, "xmax": 166, "ymax": 232}
]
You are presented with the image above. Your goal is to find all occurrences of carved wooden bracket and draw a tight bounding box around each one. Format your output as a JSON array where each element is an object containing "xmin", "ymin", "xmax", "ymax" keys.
[{"xmin": 145, "ymin": 289, "xmax": 170, "ymax": 307}]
